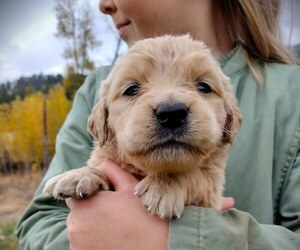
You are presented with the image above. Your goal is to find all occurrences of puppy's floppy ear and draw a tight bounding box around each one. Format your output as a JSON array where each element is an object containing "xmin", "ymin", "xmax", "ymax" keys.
[
  {"xmin": 221, "ymin": 76, "xmax": 242, "ymax": 144},
  {"xmin": 88, "ymin": 80, "xmax": 110, "ymax": 146}
]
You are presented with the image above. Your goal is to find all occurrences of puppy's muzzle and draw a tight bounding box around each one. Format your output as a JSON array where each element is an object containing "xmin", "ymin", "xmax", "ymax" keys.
[{"xmin": 155, "ymin": 102, "xmax": 188, "ymax": 136}]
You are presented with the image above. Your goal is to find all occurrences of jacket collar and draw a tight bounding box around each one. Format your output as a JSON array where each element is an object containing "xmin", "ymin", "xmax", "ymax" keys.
[{"xmin": 219, "ymin": 44, "xmax": 248, "ymax": 77}]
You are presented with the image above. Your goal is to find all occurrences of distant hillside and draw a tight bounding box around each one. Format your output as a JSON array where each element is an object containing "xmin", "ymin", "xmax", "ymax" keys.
[{"xmin": 0, "ymin": 74, "xmax": 63, "ymax": 103}]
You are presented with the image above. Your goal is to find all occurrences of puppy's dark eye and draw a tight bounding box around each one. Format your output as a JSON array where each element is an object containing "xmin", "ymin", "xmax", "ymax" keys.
[
  {"xmin": 123, "ymin": 84, "xmax": 140, "ymax": 96},
  {"xmin": 196, "ymin": 81, "xmax": 212, "ymax": 94}
]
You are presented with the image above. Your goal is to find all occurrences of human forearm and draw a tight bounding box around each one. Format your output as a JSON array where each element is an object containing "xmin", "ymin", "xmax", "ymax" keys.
[{"xmin": 15, "ymin": 193, "xmax": 70, "ymax": 250}]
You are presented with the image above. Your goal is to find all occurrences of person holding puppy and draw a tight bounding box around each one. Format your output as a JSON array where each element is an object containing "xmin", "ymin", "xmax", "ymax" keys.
[{"xmin": 16, "ymin": 0, "xmax": 300, "ymax": 249}]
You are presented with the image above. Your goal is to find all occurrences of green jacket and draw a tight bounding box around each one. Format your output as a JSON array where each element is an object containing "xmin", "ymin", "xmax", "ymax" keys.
[{"xmin": 16, "ymin": 46, "xmax": 300, "ymax": 249}]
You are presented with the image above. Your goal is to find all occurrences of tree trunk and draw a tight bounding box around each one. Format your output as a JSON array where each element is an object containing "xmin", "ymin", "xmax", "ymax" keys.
[
  {"xmin": 111, "ymin": 38, "xmax": 122, "ymax": 65},
  {"xmin": 42, "ymin": 95, "xmax": 50, "ymax": 169}
]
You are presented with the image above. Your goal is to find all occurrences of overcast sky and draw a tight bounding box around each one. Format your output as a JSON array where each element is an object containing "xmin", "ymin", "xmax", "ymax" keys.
[
  {"xmin": 0, "ymin": 0, "xmax": 126, "ymax": 83},
  {"xmin": 0, "ymin": 0, "xmax": 299, "ymax": 84}
]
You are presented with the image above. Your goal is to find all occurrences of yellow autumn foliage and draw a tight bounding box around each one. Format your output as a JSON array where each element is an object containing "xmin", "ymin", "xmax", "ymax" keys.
[
  {"xmin": 8, "ymin": 94, "xmax": 43, "ymax": 163},
  {"xmin": 0, "ymin": 85, "xmax": 71, "ymax": 171},
  {"xmin": 46, "ymin": 85, "xmax": 72, "ymax": 155}
]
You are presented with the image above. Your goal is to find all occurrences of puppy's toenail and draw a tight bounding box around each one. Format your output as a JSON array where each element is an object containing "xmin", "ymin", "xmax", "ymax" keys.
[
  {"xmin": 59, "ymin": 193, "xmax": 68, "ymax": 198},
  {"xmin": 79, "ymin": 192, "xmax": 88, "ymax": 198}
]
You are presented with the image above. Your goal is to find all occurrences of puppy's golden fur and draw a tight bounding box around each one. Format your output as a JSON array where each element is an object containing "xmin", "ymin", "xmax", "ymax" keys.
[{"xmin": 44, "ymin": 35, "xmax": 242, "ymax": 219}]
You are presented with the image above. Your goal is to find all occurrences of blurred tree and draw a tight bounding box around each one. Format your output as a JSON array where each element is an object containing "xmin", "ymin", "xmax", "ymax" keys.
[
  {"xmin": 0, "ymin": 103, "xmax": 11, "ymax": 171},
  {"xmin": 46, "ymin": 84, "xmax": 72, "ymax": 156},
  {"xmin": 5, "ymin": 94, "xmax": 44, "ymax": 168},
  {"xmin": 54, "ymin": 0, "xmax": 101, "ymax": 75},
  {"xmin": 63, "ymin": 67, "xmax": 86, "ymax": 99},
  {"xmin": 0, "ymin": 84, "xmax": 11, "ymax": 103},
  {"xmin": 102, "ymin": 15, "xmax": 125, "ymax": 64},
  {"xmin": 0, "ymin": 74, "xmax": 63, "ymax": 104},
  {"xmin": 0, "ymin": 86, "xmax": 72, "ymax": 172},
  {"xmin": 42, "ymin": 94, "xmax": 50, "ymax": 169},
  {"xmin": 111, "ymin": 37, "xmax": 122, "ymax": 65}
]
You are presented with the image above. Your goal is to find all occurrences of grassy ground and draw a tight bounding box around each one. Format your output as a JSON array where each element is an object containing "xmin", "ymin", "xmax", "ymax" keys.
[
  {"xmin": 0, "ymin": 223, "xmax": 18, "ymax": 250},
  {"xmin": 0, "ymin": 172, "xmax": 43, "ymax": 250}
]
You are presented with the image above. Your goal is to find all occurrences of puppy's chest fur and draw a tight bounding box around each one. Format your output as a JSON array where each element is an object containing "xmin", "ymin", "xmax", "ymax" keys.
[
  {"xmin": 87, "ymin": 139, "xmax": 229, "ymax": 216},
  {"xmin": 88, "ymin": 143, "xmax": 146, "ymax": 180}
]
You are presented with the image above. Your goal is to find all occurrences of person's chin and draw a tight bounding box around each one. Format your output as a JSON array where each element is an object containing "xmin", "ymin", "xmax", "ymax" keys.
[{"xmin": 124, "ymin": 35, "xmax": 141, "ymax": 47}]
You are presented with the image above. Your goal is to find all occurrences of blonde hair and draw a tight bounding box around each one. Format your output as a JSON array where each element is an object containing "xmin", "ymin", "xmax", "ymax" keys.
[{"xmin": 215, "ymin": 0, "xmax": 296, "ymax": 81}]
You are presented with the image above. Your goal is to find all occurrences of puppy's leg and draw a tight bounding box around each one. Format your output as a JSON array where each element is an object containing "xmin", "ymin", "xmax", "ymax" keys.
[
  {"xmin": 43, "ymin": 167, "xmax": 109, "ymax": 200},
  {"xmin": 134, "ymin": 174, "xmax": 186, "ymax": 219},
  {"xmin": 135, "ymin": 169, "xmax": 223, "ymax": 219}
]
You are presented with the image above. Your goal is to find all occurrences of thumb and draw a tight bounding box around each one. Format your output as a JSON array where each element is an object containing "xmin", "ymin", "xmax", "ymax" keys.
[
  {"xmin": 96, "ymin": 160, "xmax": 138, "ymax": 192},
  {"xmin": 221, "ymin": 197, "xmax": 235, "ymax": 210}
]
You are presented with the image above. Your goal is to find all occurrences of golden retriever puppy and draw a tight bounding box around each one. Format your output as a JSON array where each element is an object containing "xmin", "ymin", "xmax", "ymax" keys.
[{"xmin": 44, "ymin": 35, "xmax": 242, "ymax": 219}]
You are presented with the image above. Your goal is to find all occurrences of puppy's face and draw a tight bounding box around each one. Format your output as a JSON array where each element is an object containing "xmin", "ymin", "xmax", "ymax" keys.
[{"xmin": 89, "ymin": 36, "xmax": 241, "ymax": 174}]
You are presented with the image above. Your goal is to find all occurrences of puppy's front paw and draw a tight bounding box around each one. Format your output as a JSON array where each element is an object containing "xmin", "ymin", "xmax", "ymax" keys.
[
  {"xmin": 43, "ymin": 167, "xmax": 109, "ymax": 200},
  {"xmin": 135, "ymin": 175, "xmax": 185, "ymax": 219}
]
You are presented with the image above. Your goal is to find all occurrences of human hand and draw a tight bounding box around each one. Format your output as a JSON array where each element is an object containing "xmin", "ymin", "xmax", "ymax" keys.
[
  {"xmin": 66, "ymin": 161, "xmax": 234, "ymax": 250},
  {"xmin": 66, "ymin": 161, "xmax": 169, "ymax": 250}
]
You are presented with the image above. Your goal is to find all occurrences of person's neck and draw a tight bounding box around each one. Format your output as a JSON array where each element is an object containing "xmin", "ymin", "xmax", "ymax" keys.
[
  {"xmin": 207, "ymin": 37, "xmax": 235, "ymax": 59},
  {"xmin": 192, "ymin": 29, "xmax": 234, "ymax": 60},
  {"xmin": 189, "ymin": 9, "xmax": 235, "ymax": 59}
]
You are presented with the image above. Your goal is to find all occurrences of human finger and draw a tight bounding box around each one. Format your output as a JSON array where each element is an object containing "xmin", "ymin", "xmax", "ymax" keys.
[
  {"xmin": 221, "ymin": 197, "xmax": 235, "ymax": 210},
  {"xmin": 96, "ymin": 160, "xmax": 138, "ymax": 192}
]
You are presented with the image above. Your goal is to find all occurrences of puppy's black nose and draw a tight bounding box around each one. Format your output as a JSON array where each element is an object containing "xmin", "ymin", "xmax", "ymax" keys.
[{"xmin": 156, "ymin": 102, "xmax": 188, "ymax": 130}]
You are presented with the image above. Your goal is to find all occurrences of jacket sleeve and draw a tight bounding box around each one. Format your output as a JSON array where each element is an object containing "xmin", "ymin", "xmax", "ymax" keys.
[
  {"xmin": 169, "ymin": 145, "xmax": 300, "ymax": 250},
  {"xmin": 15, "ymin": 69, "xmax": 107, "ymax": 250}
]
